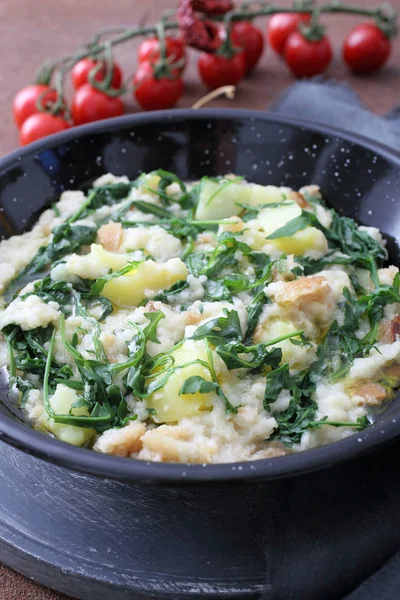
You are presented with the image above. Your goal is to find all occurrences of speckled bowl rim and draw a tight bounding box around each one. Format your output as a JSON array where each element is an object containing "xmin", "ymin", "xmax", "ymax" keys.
[{"xmin": 1, "ymin": 108, "xmax": 400, "ymax": 484}]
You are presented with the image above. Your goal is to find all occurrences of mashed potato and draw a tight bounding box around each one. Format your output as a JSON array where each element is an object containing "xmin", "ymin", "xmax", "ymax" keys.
[{"xmin": 0, "ymin": 172, "xmax": 399, "ymax": 464}]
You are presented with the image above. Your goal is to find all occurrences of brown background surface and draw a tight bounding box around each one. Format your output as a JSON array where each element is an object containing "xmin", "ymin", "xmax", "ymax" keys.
[{"xmin": 0, "ymin": 0, "xmax": 399, "ymax": 598}]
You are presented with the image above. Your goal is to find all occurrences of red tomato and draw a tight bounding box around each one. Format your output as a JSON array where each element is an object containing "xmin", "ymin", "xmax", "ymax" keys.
[
  {"xmin": 13, "ymin": 85, "xmax": 59, "ymax": 129},
  {"xmin": 19, "ymin": 113, "xmax": 69, "ymax": 146},
  {"xmin": 198, "ymin": 51, "xmax": 246, "ymax": 90},
  {"xmin": 230, "ymin": 21, "xmax": 265, "ymax": 73},
  {"xmin": 268, "ymin": 13, "xmax": 311, "ymax": 55},
  {"xmin": 343, "ymin": 23, "xmax": 391, "ymax": 74},
  {"xmin": 71, "ymin": 58, "xmax": 123, "ymax": 90},
  {"xmin": 284, "ymin": 32, "xmax": 332, "ymax": 78},
  {"xmin": 138, "ymin": 37, "xmax": 186, "ymax": 73},
  {"xmin": 134, "ymin": 61, "xmax": 184, "ymax": 111},
  {"xmin": 72, "ymin": 84, "xmax": 124, "ymax": 125}
]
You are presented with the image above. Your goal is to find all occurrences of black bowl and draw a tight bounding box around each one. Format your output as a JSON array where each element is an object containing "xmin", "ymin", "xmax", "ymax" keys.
[
  {"xmin": 1, "ymin": 110, "xmax": 400, "ymax": 600},
  {"xmin": 1, "ymin": 108, "xmax": 400, "ymax": 484}
]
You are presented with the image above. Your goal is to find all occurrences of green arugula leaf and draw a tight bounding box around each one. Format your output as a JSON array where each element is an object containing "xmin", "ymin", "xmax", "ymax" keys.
[
  {"xmin": 178, "ymin": 376, "xmax": 218, "ymax": 395},
  {"xmin": 191, "ymin": 308, "xmax": 243, "ymax": 346}
]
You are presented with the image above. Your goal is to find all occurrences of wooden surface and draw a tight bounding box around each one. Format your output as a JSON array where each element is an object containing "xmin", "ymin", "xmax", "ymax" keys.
[{"xmin": 0, "ymin": 0, "xmax": 399, "ymax": 598}]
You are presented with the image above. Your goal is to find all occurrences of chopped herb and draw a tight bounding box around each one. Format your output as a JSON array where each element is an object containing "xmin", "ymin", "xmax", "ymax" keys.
[{"xmin": 179, "ymin": 376, "xmax": 218, "ymax": 395}]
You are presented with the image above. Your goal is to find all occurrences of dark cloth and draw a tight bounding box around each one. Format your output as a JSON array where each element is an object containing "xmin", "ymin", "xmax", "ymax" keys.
[{"xmin": 270, "ymin": 79, "xmax": 400, "ymax": 151}]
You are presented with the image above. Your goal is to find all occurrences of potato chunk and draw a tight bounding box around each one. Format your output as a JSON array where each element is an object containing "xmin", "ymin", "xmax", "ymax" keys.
[
  {"xmin": 258, "ymin": 203, "xmax": 328, "ymax": 256},
  {"xmin": 45, "ymin": 384, "xmax": 96, "ymax": 446},
  {"xmin": 65, "ymin": 243, "xmax": 129, "ymax": 279},
  {"xmin": 101, "ymin": 257, "xmax": 188, "ymax": 308},
  {"xmin": 194, "ymin": 177, "xmax": 288, "ymax": 221},
  {"xmin": 146, "ymin": 340, "xmax": 218, "ymax": 423}
]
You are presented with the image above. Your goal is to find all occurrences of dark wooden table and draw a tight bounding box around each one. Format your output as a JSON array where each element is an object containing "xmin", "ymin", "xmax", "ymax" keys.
[{"xmin": 0, "ymin": 0, "xmax": 399, "ymax": 598}]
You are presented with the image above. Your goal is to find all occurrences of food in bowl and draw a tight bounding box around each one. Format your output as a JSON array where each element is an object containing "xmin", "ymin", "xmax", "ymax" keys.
[{"xmin": 0, "ymin": 171, "xmax": 399, "ymax": 464}]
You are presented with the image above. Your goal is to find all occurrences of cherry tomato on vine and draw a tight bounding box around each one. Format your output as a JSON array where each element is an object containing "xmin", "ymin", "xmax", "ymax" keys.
[
  {"xmin": 72, "ymin": 84, "xmax": 124, "ymax": 125},
  {"xmin": 13, "ymin": 85, "xmax": 59, "ymax": 129},
  {"xmin": 19, "ymin": 113, "xmax": 69, "ymax": 146},
  {"xmin": 230, "ymin": 21, "xmax": 264, "ymax": 73},
  {"xmin": 343, "ymin": 23, "xmax": 391, "ymax": 75},
  {"xmin": 284, "ymin": 32, "xmax": 332, "ymax": 78},
  {"xmin": 268, "ymin": 13, "xmax": 311, "ymax": 55},
  {"xmin": 71, "ymin": 58, "xmax": 123, "ymax": 90},
  {"xmin": 198, "ymin": 50, "xmax": 246, "ymax": 90},
  {"xmin": 138, "ymin": 37, "xmax": 186, "ymax": 73},
  {"xmin": 134, "ymin": 61, "xmax": 184, "ymax": 110}
]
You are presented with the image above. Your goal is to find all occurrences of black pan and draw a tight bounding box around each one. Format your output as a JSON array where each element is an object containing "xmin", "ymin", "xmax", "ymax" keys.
[{"xmin": 1, "ymin": 110, "xmax": 400, "ymax": 599}]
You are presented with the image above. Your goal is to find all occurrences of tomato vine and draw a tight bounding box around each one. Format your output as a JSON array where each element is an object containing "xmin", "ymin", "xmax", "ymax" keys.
[{"xmin": 12, "ymin": 0, "xmax": 398, "ymax": 144}]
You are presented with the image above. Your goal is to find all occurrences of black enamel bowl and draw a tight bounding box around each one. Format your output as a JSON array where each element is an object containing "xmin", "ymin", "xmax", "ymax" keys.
[{"xmin": 1, "ymin": 110, "xmax": 400, "ymax": 600}]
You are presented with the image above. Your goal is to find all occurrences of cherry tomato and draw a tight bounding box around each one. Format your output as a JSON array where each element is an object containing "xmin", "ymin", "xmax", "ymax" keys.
[
  {"xmin": 71, "ymin": 58, "xmax": 123, "ymax": 90},
  {"xmin": 72, "ymin": 84, "xmax": 124, "ymax": 125},
  {"xmin": 268, "ymin": 13, "xmax": 311, "ymax": 55},
  {"xmin": 134, "ymin": 62, "xmax": 184, "ymax": 111},
  {"xmin": 19, "ymin": 113, "xmax": 69, "ymax": 146},
  {"xmin": 13, "ymin": 85, "xmax": 59, "ymax": 129},
  {"xmin": 138, "ymin": 37, "xmax": 186, "ymax": 73},
  {"xmin": 230, "ymin": 21, "xmax": 264, "ymax": 73},
  {"xmin": 198, "ymin": 50, "xmax": 246, "ymax": 90},
  {"xmin": 343, "ymin": 23, "xmax": 391, "ymax": 75},
  {"xmin": 284, "ymin": 32, "xmax": 332, "ymax": 78}
]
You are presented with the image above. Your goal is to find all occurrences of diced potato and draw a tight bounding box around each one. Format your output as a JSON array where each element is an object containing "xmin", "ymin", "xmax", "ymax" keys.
[
  {"xmin": 102, "ymin": 257, "xmax": 188, "ymax": 308},
  {"xmin": 254, "ymin": 318, "xmax": 298, "ymax": 363},
  {"xmin": 140, "ymin": 173, "xmax": 161, "ymax": 194},
  {"xmin": 195, "ymin": 178, "xmax": 252, "ymax": 220},
  {"xmin": 254, "ymin": 318, "xmax": 316, "ymax": 369},
  {"xmin": 90, "ymin": 243, "xmax": 128, "ymax": 271},
  {"xmin": 45, "ymin": 384, "xmax": 96, "ymax": 446},
  {"xmin": 271, "ymin": 228, "xmax": 328, "ymax": 256},
  {"xmin": 249, "ymin": 184, "xmax": 289, "ymax": 207},
  {"xmin": 194, "ymin": 177, "xmax": 288, "ymax": 221},
  {"xmin": 65, "ymin": 244, "xmax": 129, "ymax": 280},
  {"xmin": 355, "ymin": 268, "xmax": 373, "ymax": 292},
  {"xmin": 258, "ymin": 203, "xmax": 327, "ymax": 256},
  {"xmin": 146, "ymin": 340, "xmax": 218, "ymax": 423}
]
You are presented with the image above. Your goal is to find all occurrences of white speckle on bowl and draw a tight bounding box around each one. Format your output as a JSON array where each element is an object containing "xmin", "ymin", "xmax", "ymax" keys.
[{"xmin": 121, "ymin": 148, "xmax": 127, "ymax": 154}]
